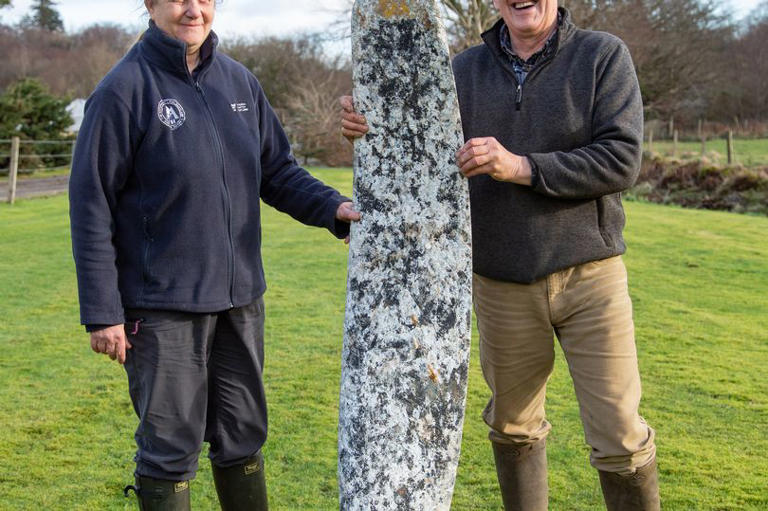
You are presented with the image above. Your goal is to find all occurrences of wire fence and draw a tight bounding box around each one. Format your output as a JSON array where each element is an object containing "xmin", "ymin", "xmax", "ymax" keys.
[
  {"xmin": 0, "ymin": 138, "xmax": 75, "ymax": 175},
  {"xmin": 2, "ymin": 136, "xmax": 75, "ymax": 204}
]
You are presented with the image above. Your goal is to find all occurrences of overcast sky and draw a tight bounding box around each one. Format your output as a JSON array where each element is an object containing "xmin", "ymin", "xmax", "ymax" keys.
[
  {"xmin": 0, "ymin": 0, "xmax": 763, "ymax": 44},
  {"xmin": 0, "ymin": 1, "xmax": 352, "ymax": 40}
]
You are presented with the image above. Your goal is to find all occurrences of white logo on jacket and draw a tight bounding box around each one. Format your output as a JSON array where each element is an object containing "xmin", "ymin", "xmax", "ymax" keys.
[
  {"xmin": 230, "ymin": 102, "xmax": 249, "ymax": 112},
  {"xmin": 157, "ymin": 99, "xmax": 186, "ymax": 130}
]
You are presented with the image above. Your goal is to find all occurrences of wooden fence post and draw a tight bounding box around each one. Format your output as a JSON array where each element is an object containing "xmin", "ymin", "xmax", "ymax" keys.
[
  {"xmin": 701, "ymin": 135, "xmax": 706, "ymax": 156},
  {"xmin": 673, "ymin": 130, "xmax": 679, "ymax": 157},
  {"xmin": 727, "ymin": 130, "xmax": 734, "ymax": 165},
  {"xmin": 8, "ymin": 136, "xmax": 20, "ymax": 205},
  {"xmin": 648, "ymin": 129, "xmax": 654, "ymax": 153}
]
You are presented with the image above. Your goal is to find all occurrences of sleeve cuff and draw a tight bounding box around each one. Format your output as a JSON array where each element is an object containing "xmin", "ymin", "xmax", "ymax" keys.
[
  {"xmin": 85, "ymin": 324, "xmax": 112, "ymax": 333},
  {"xmin": 330, "ymin": 196, "xmax": 352, "ymax": 239},
  {"xmin": 527, "ymin": 155, "xmax": 541, "ymax": 190}
]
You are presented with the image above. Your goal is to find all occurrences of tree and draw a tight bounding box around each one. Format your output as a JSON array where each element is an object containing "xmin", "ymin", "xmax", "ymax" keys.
[
  {"xmin": 0, "ymin": 78, "xmax": 72, "ymax": 170},
  {"xmin": 748, "ymin": 0, "xmax": 768, "ymax": 20},
  {"xmin": 222, "ymin": 34, "xmax": 354, "ymax": 166},
  {"xmin": 0, "ymin": 0, "xmax": 11, "ymax": 24},
  {"xmin": 440, "ymin": 0, "xmax": 498, "ymax": 52},
  {"xmin": 285, "ymin": 72, "xmax": 353, "ymax": 166},
  {"xmin": 0, "ymin": 23, "xmax": 133, "ymax": 98},
  {"xmin": 0, "ymin": 77, "xmax": 71, "ymax": 140},
  {"xmin": 23, "ymin": 0, "xmax": 64, "ymax": 32},
  {"xmin": 223, "ymin": 36, "xmax": 329, "ymax": 114},
  {"xmin": 328, "ymin": 1, "xmax": 498, "ymax": 53},
  {"xmin": 712, "ymin": 2, "xmax": 768, "ymax": 125},
  {"xmin": 561, "ymin": 0, "xmax": 732, "ymax": 122}
]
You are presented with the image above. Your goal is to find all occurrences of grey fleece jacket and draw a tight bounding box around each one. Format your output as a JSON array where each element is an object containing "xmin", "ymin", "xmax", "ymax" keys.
[{"xmin": 452, "ymin": 8, "xmax": 643, "ymax": 284}]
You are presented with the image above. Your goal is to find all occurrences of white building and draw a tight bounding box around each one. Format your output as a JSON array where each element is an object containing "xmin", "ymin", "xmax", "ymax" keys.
[{"xmin": 66, "ymin": 98, "xmax": 86, "ymax": 133}]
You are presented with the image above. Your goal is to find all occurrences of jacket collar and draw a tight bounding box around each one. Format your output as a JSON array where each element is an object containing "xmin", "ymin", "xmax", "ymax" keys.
[
  {"xmin": 482, "ymin": 7, "xmax": 575, "ymax": 65},
  {"xmin": 140, "ymin": 19, "xmax": 218, "ymax": 80}
]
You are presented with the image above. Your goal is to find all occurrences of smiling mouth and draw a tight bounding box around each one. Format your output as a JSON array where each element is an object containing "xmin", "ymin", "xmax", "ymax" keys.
[{"xmin": 512, "ymin": 1, "xmax": 537, "ymax": 9}]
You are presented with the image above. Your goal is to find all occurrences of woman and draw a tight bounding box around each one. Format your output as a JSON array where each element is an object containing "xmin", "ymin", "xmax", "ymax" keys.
[{"xmin": 69, "ymin": 1, "xmax": 358, "ymax": 509}]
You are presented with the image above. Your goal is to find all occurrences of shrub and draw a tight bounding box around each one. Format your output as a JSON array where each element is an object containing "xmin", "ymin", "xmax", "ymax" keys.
[
  {"xmin": 0, "ymin": 77, "xmax": 73, "ymax": 172},
  {"xmin": 629, "ymin": 155, "xmax": 768, "ymax": 215}
]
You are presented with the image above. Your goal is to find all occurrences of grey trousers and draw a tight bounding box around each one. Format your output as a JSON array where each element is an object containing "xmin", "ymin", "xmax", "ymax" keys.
[{"xmin": 123, "ymin": 298, "xmax": 267, "ymax": 481}]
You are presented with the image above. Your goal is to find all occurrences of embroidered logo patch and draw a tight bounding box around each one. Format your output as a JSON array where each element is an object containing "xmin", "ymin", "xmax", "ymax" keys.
[
  {"xmin": 230, "ymin": 102, "xmax": 249, "ymax": 113},
  {"xmin": 157, "ymin": 99, "xmax": 186, "ymax": 130}
]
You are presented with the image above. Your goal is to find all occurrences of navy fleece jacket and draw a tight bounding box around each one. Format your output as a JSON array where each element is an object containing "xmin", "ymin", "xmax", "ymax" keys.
[{"xmin": 69, "ymin": 22, "xmax": 349, "ymax": 327}]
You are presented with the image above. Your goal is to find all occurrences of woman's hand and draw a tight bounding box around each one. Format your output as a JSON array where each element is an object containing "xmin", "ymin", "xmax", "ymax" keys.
[
  {"xmin": 340, "ymin": 96, "xmax": 369, "ymax": 143},
  {"xmin": 336, "ymin": 201, "xmax": 361, "ymax": 245},
  {"xmin": 90, "ymin": 324, "xmax": 132, "ymax": 364}
]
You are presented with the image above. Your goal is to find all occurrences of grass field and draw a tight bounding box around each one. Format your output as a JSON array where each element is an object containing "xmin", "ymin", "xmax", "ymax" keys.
[
  {"xmin": 645, "ymin": 137, "xmax": 768, "ymax": 167},
  {"xmin": 0, "ymin": 168, "xmax": 767, "ymax": 510}
]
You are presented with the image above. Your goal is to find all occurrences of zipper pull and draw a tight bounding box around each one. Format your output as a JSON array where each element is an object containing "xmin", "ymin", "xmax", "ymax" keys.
[
  {"xmin": 195, "ymin": 81, "xmax": 202, "ymax": 93},
  {"xmin": 515, "ymin": 84, "xmax": 522, "ymax": 111},
  {"xmin": 127, "ymin": 318, "xmax": 144, "ymax": 335}
]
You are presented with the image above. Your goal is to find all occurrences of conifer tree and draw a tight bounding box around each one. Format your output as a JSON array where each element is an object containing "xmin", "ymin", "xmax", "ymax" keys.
[
  {"xmin": 0, "ymin": 78, "xmax": 73, "ymax": 169},
  {"xmin": 23, "ymin": 0, "xmax": 64, "ymax": 32}
]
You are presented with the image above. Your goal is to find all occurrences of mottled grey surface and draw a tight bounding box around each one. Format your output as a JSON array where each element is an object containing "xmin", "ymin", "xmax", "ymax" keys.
[{"xmin": 338, "ymin": 1, "xmax": 472, "ymax": 509}]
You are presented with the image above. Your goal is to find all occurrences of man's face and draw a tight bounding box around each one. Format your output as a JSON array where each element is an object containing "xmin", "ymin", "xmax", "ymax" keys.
[
  {"xmin": 492, "ymin": 0, "xmax": 558, "ymax": 40},
  {"xmin": 146, "ymin": 0, "xmax": 215, "ymax": 54}
]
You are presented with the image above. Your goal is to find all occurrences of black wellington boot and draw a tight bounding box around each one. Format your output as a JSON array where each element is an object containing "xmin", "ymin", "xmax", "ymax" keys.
[
  {"xmin": 598, "ymin": 457, "xmax": 660, "ymax": 511},
  {"xmin": 124, "ymin": 475, "xmax": 191, "ymax": 511},
  {"xmin": 492, "ymin": 439, "xmax": 548, "ymax": 511},
  {"xmin": 211, "ymin": 451, "xmax": 268, "ymax": 511}
]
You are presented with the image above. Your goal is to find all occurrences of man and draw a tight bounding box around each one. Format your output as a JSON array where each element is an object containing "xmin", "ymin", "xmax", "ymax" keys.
[{"xmin": 340, "ymin": 1, "xmax": 659, "ymax": 509}]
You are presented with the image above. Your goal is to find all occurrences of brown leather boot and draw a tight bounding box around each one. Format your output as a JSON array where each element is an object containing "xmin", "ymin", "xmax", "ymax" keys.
[
  {"xmin": 211, "ymin": 451, "xmax": 268, "ymax": 511},
  {"xmin": 598, "ymin": 457, "xmax": 660, "ymax": 511},
  {"xmin": 492, "ymin": 439, "xmax": 548, "ymax": 511},
  {"xmin": 124, "ymin": 475, "xmax": 191, "ymax": 511}
]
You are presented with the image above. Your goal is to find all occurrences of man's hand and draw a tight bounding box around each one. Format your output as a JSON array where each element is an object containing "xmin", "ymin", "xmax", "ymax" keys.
[
  {"xmin": 456, "ymin": 137, "xmax": 532, "ymax": 186},
  {"xmin": 340, "ymin": 95, "xmax": 368, "ymax": 143},
  {"xmin": 336, "ymin": 201, "xmax": 361, "ymax": 244},
  {"xmin": 90, "ymin": 324, "xmax": 132, "ymax": 364}
]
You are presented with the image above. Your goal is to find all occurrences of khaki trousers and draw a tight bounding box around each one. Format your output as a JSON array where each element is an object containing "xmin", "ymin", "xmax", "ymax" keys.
[{"xmin": 473, "ymin": 256, "xmax": 656, "ymax": 474}]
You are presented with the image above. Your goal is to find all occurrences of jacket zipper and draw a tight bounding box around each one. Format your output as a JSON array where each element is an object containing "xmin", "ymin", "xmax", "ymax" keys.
[
  {"xmin": 506, "ymin": 34, "xmax": 560, "ymax": 112},
  {"xmin": 142, "ymin": 215, "xmax": 152, "ymax": 284},
  {"xmin": 194, "ymin": 79, "xmax": 236, "ymax": 309},
  {"xmin": 512, "ymin": 57, "xmax": 555, "ymax": 112}
]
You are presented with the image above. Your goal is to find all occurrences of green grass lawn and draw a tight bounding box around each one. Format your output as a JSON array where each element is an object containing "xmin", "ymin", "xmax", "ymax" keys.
[
  {"xmin": 646, "ymin": 137, "xmax": 768, "ymax": 167},
  {"xmin": 0, "ymin": 169, "xmax": 766, "ymax": 510}
]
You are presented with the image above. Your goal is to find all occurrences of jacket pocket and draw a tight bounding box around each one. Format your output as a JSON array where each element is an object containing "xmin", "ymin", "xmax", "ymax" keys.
[
  {"xmin": 596, "ymin": 193, "xmax": 626, "ymax": 249},
  {"xmin": 595, "ymin": 196, "xmax": 613, "ymax": 248}
]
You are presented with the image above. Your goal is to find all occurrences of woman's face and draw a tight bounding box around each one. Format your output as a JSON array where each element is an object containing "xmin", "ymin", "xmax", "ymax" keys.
[{"xmin": 146, "ymin": 0, "xmax": 215, "ymax": 54}]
